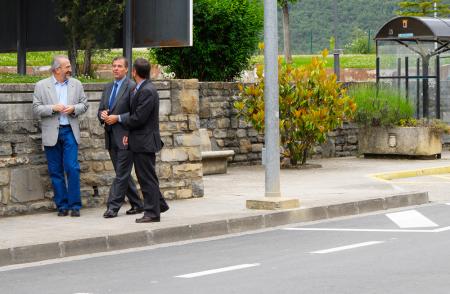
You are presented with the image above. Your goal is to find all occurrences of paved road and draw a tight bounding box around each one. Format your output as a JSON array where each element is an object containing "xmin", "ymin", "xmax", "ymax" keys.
[{"xmin": 2, "ymin": 203, "xmax": 450, "ymax": 294}]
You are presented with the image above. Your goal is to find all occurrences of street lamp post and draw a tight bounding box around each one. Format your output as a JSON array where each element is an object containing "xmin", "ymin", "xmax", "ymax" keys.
[{"xmin": 246, "ymin": 0, "xmax": 299, "ymax": 210}]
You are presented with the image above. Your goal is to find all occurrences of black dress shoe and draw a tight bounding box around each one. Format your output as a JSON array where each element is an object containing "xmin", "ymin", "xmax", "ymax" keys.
[
  {"xmin": 70, "ymin": 210, "xmax": 80, "ymax": 217},
  {"xmin": 126, "ymin": 207, "xmax": 144, "ymax": 215},
  {"xmin": 103, "ymin": 210, "xmax": 118, "ymax": 218},
  {"xmin": 135, "ymin": 216, "xmax": 160, "ymax": 223},
  {"xmin": 160, "ymin": 204, "xmax": 169, "ymax": 213},
  {"xmin": 57, "ymin": 210, "xmax": 68, "ymax": 217}
]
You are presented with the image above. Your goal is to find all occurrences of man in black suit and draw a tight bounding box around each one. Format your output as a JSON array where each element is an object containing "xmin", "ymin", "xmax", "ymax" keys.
[
  {"xmin": 104, "ymin": 58, "xmax": 168, "ymax": 223},
  {"xmin": 98, "ymin": 56, "xmax": 144, "ymax": 218}
]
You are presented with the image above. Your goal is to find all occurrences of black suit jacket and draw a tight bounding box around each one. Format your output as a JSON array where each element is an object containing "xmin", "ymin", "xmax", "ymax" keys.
[
  {"xmin": 121, "ymin": 80, "xmax": 163, "ymax": 153},
  {"xmin": 98, "ymin": 77, "xmax": 135, "ymax": 150}
]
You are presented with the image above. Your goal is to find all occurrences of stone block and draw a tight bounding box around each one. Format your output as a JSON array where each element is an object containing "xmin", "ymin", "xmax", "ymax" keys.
[
  {"xmin": 91, "ymin": 161, "xmax": 104, "ymax": 172},
  {"xmin": 170, "ymin": 114, "xmax": 188, "ymax": 122},
  {"xmin": 104, "ymin": 161, "xmax": 114, "ymax": 171},
  {"xmin": 163, "ymin": 190, "xmax": 176, "ymax": 200},
  {"xmin": 251, "ymin": 143, "xmax": 263, "ymax": 152},
  {"xmin": 236, "ymin": 129, "xmax": 247, "ymax": 138},
  {"xmin": 1, "ymin": 186, "xmax": 10, "ymax": 204},
  {"xmin": 0, "ymin": 169, "xmax": 9, "ymax": 185},
  {"xmin": 176, "ymin": 188, "xmax": 193, "ymax": 199},
  {"xmin": 239, "ymin": 139, "xmax": 252, "ymax": 153},
  {"xmin": 160, "ymin": 149, "xmax": 189, "ymax": 162},
  {"xmin": 187, "ymin": 147, "xmax": 202, "ymax": 161},
  {"xmin": 213, "ymin": 129, "xmax": 227, "ymax": 139},
  {"xmin": 63, "ymin": 237, "xmax": 108, "ymax": 257},
  {"xmin": 0, "ymin": 143, "xmax": 12, "ymax": 156},
  {"xmin": 172, "ymin": 163, "xmax": 202, "ymax": 178},
  {"xmin": 188, "ymin": 115, "xmax": 200, "ymax": 131},
  {"xmin": 180, "ymin": 89, "xmax": 199, "ymax": 114},
  {"xmin": 174, "ymin": 133, "xmax": 201, "ymax": 147},
  {"xmin": 192, "ymin": 179, "xmax": 204, "ymax": 197},
  {"xmin": 199, "ymin": 98, "xmax": 210, "ymax": 118},
  {"xmin": 157, "ymin": 164, "xmax": 172, "ymax": 179},
  {"xmin": 10, "ymin": 168, "xmax": 44, "ymax": 202}
]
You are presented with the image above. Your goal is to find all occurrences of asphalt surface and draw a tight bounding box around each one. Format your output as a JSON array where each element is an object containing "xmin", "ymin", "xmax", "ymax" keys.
[{"xmin": 2, "ymin": 203, "xmax": 450, "ymax": 294}]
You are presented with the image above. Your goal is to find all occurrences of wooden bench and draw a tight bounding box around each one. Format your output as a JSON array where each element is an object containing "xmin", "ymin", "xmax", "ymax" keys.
[{"xmin": 199, "ymin": 128, "xmax": 235, "ymax": 175}]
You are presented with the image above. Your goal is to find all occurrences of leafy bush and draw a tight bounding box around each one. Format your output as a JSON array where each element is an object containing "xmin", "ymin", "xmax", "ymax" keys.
[
  {"xmin": 349, "ymin": 84, "xmax": 415, "ymax": 127},
  {"xmin": 344, "ymin": 28, "xmax": 375, "ymax": 54},
  {"xmin": 152, "ymin": 0, "xmax": 263, "ymax": 81},
  {"xmin": 235, "ymin": 50, "xmax": 356, "ymax": 165}
]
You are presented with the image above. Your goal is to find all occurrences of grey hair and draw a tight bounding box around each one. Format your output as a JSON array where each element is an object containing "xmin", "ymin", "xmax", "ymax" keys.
[{"xmin": 51, "ymin": 55, "xmax": 69, "ymax": 72}]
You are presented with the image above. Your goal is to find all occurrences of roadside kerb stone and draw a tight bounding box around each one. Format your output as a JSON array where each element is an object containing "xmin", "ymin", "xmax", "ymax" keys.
[
  {"xmin": 63, "ymin": 237, "xmax": 108, "ymax": 257},
  {"xmin": 0, "ymin": 191, "xmax": 429, "ymax": 267}
]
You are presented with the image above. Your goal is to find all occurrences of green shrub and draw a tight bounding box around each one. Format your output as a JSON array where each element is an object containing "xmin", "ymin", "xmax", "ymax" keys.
[
  {"xmin": 235, "ymin": 50, "xmax": 356, "ymax": 165},
  {"xmin": 152, "ymin": 0, "xmax": 263, "ymax": 81},
  {"xmin": 349, "ymin": 84, "xmax": 414, "ymax": 127},
  {"xmin": 344, "ymin": 28, "xmax": 375, "ymax": 54}
]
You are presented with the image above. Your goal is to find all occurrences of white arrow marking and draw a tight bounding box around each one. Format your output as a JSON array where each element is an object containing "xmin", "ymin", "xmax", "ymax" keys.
[{"xmin": 386, "ymin": 210, "xmax": 438, "ymax": 228}]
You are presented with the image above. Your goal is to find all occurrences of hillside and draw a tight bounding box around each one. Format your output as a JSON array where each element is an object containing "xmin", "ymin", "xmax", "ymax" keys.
[{"xmin": 281, "ymin": 0, "xmax": 450, "ymax": 54}]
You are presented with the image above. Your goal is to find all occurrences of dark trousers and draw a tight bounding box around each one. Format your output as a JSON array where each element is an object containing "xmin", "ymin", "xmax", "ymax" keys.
[
  {"xmin": 107, "ymin": 147, "xmax": 143, "ymax": 212},
  {"xmin": 44, "ymin": 126, "xmax": 81, "ymax": 211},
  {"xmin": 133, "ymin": 152, "xmax": 168, "ymax": 218}
]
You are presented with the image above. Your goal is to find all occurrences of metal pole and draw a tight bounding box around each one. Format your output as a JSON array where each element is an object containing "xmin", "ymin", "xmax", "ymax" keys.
[
  {"xmin": 416, "ymin": 58, "xmax": 420, "ymax": 119},
  {"xmin": 333, "ymin": 0, "xmax": 338, "ymax": 49},
  {"xmin": 436, "ymin": 55, "xmax": 441, "ymax": 119},
  {"xmin": 397, "ymin": 58, "xmax": 401, "ymax": 92},
  {"xmin": 17, "ymin": 0, "xmax": 26, "ymax": 75},
  {"xmin": 334, "ymin": 52, "xmax": 340, "ymax": 82},
  {"xmin": 367, "ymin": 30, "xmax": 371, "ymax": 53},
  {"xmin": 123, "ymin": 0, "xmax": 133, "ymax": 78},
  {"xmin": 264, "ymin": 0, "xmax": 281, "ymax": 198},
  {"xmin": 405, "ymin": 56, "xmax": 409, "ymax": 101}
]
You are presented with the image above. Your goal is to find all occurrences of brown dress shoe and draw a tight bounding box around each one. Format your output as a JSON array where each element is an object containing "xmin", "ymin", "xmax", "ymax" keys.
[{"xmin": 135, "ymin": 216, "xmax": 160, "ymax": 223}]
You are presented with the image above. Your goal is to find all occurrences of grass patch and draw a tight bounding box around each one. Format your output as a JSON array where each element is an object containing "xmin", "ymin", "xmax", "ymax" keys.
[
  {"xmin": 250, "ymin": 54, "xmax": 376, "ymax": 69},
  {"xmin": 348, "ymin": 84, "xmax": 414, "ymax": 127},
  {"xmin": 0, "ymin": 49, "xmax": 151, "ymax": 67},
  {"xmin": 0, "ymin": 73, "xmax": 109, "ymax": 84}
]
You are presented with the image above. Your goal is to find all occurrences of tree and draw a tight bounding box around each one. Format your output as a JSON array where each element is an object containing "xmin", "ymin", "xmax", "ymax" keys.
[
  {"xmin": 153, "ymin": 0, "xmax": 263, "ymax": 81},
  {"xmin": 278, "ymin": 0, "xmax": 300, "ymax": 64},
  {"xmin": 54, "ymin": 0, "xmax": 124, "ymax": 76},
  {"xmin": 396, "ymin": 0, "xmax": 450, "ymax": 17}
]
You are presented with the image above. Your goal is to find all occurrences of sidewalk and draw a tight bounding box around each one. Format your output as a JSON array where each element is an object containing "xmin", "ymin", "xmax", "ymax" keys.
[{"xmin": 3, "ymin": 154, "xmax": 450, "ymax": 266}]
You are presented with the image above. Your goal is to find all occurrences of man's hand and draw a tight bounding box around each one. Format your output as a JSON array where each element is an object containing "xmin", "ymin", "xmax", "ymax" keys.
[
  {"xmin": 52, "ymin": 104, "xmax": 65, "ymax": 113},
  {"xmin": 61, "ymin": 105, "xmax": 75, "ymax": 115},
  {"xmin": 100, "ymin": 110, "xmax": 109, "ymax": 120},
  {"xmin": 105, "ymin": 115, "xmax": 119, "ymax": 125}
]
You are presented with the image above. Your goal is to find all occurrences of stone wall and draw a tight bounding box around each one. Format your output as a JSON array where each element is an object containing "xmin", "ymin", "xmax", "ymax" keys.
[
  {"xmin": 199, "ymin": 82, "xmax": 359, "ymax": 165},
  {"xmin": 0, "ymin": 79, "xmax": 203, "ymax": 216}
]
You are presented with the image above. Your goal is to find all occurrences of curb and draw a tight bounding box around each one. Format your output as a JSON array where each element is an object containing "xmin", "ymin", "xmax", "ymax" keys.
[
  {"xmin": 371, "ymin": 166, "xmax": 450, "ymax": 181},
  {"xmin": 0, "ymin": 191, "xmax": 428, "ymax": 267}
]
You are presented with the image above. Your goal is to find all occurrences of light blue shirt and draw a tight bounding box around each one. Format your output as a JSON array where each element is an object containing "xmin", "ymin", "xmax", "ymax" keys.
[
  {"xmin": 109, "ymin": 76, "xmax": 126, "ymax": 108},
  {"xmin": 52, "ymin": 76, "xmax": 69, "ymax": 125}
]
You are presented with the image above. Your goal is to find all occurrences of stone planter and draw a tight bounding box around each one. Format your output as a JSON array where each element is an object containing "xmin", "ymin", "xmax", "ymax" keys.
[{"xmin": 358, "ymin": 127, "xmax": 442, "ymax": 157}]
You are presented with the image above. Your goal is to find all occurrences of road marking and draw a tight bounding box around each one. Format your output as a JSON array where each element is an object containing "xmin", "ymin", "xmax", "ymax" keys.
[
  {"xmin": 175, "ymin": 263, "xmax": 260, "ymax": 278},
  {"xmin": 311, "ymin": 241, "xmax": 384, "ymax": 254},
  {"xmin": 386, "ymin": 210, "xmax": 438, "ymax": 228},
  {"xmin": 284, "ymin": 227, "xmax": 435, "ymax": 233}
]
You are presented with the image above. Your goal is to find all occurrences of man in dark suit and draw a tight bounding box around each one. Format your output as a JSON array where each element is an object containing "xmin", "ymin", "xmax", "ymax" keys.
[
  {"xmin": 98, "ymin": 56, "xmax": 143, "ymax": 218},
  {"xmin": 104, "ymin": 58, "xmax": 168, "ymax": 222}
]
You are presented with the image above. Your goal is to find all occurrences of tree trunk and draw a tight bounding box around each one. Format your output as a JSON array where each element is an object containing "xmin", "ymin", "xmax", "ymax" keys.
[
  {"xmin": 68, "ymin": 47, "xmax": 78, "ymax": 77},
  {"xmin": 282, "ymin": 2, "xmax": 292, "ymax": 64},
  {"xmin": 82, "ymin": 48, "xmax": 93, "ymax": 77}
]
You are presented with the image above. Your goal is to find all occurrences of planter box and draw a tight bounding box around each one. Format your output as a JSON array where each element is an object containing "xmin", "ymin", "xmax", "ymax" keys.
[{"xmin": 359, "ymin": 127, "xmax": 442, "ymax": 157}]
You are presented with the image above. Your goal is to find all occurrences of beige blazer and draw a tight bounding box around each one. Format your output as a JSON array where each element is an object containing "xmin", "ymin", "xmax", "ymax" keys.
[{"xmin": 32, "ymin": 77, "xmax": 89, "ymax": 146}]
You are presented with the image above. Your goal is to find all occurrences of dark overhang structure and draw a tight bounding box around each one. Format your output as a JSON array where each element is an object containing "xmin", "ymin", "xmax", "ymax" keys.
[
  {"xmin": 0, "ymin": 0, "xmax": 193, "ymax": 75},
  {"xmin": 374, "ymin": 16, "xmax": 450, "ymax": 119}
]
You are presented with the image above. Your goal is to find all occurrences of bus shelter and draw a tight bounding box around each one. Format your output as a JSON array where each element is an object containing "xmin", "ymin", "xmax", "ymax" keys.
[{"xmin": 375, "ymin": 16, "xmax": 450, "ymax": 121}]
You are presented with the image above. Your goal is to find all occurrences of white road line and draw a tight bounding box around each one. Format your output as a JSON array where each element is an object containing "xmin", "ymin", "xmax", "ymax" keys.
[
  {"xmin": 386, "ymin": 210, "xmax": 438, "ymax": 228},
  {"xmin": 175, "ymin": 263, "xmax": 260, "ymax": 278},
  {"xmin": 284, "ymin": 227, "xmax": 434, "ymax": 233},
  {"xmin": 310, "ymin": 241, "xmax": 384, "ymax": 254}
]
